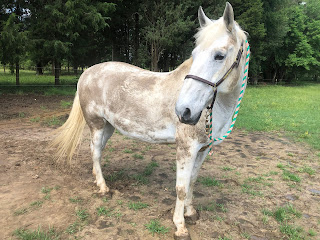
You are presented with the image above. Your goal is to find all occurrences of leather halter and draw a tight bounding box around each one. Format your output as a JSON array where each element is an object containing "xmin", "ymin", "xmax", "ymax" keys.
[{"xmin": 185, "ymin": 43, "xmax": 244, "ymax": 109}]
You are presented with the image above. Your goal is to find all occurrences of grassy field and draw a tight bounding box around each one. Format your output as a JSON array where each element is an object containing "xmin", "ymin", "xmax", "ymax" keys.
[
  {"xmin": 237, "ymin": 84, "xmax": 320, "ymax": 150},
  {"xmin": 1, "ymin": 70, "xmax": 319, "ymax": 150}
]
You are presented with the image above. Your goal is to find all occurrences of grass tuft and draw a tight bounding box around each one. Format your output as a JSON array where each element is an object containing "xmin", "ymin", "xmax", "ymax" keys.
[
  {"xmin": 145, "ymin": 220, "xmax": 169, "ymax": 236},
  {"xmin": 13, "ymin": 226, "xmax": 60, "ymax": 240},
  {"xmin": 128, "ymin": 201, "xmax": 149, "ymax": 211}
]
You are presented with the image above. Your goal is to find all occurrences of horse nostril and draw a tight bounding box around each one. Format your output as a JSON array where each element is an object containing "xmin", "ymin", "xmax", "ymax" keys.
[{"xmin": 182, "ymin": 108, "xmax": 191, "ymax": 120}]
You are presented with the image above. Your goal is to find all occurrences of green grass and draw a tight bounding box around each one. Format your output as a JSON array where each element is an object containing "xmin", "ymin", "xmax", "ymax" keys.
[
  {"xmin": 198, "ymin": 176, "xmax": 221, "ymax": 187},
  {"xmin": 128, "ymin": 201, "xmax": 149, "ymax": 211},
  {"xmin": 237, "ymin": 84, "xmax": 320, "ymax": 150},
  {"xmin": 13, "ymin": 227, "xmax": 60, "ymax": 240},
  {"xmin": 75, "ymin": 209, "xmax": 89, "ymax": 221},
  {"xmin": 96, "ymin": 206, "xmax": 113, "ymax": 216},
  {"xmin": 145, "ymin": 220, "xmax": 169, "ymax": 236},
  {"xmin": 0, "ymin": 69, "xmax": 79, "ymax": 85}
]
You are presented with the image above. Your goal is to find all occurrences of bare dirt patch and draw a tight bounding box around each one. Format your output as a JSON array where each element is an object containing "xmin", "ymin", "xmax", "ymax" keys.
[{"xmin": 1, "ymin": 94, "xmax": 319, "ymax": 240}]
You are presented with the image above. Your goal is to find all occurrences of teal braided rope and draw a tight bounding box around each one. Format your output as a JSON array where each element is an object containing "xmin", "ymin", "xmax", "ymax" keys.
[{"xmin": 208, "ymin": 40, "xmax": 250, "ymax": 155}]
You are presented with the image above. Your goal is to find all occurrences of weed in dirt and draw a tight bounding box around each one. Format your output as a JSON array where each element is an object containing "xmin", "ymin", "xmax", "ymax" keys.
[
  {"xmin": 128, "ymin": 201, "xmax": 149, "ymax": 211},
  {"xmin": 198, "ymin": 176, "xmax": 221, "ymax": 187},
  {"xmin": 105, "ymin": 169, "xmax": 126, "ymax": 182},
  {"xmin": 41, "ymin": 186, "xmax": 53, "ymax": 200},
  {"xmin": 69, "ymin": 196, "xmax": 83, "ymax": 204},
  {"xmin": 18, "ymin": 112, "xmax": 26, "ymax": 118},
  {"xmin": 280, "ymin": 223, "xmax": 305, "ymax": 239},
  {"xmin": 273, "ymin": 204, "xmax": 301, "ymax": 223},
  {"xmin": 218, "ymin": 237, "xmax": 232, "ymax": 240},
  {"xmin": 262, "ymin": 215, "xmax": 269, "ymax": 225},
  {"xmin": 123, "ymin": 148, "xmax": 133, "ymax": 153},
  {"xmin": 76, "ymin": 209, "xmax": 89, "ymax": 222},
  {"xmin": 216, "ymin": 203, "xmax": 228, "ymax": 213},
  {"xmin": 96, "ymin": 206, "xmax": 113, "ymax": 216},
  {"xmin": 30, "ymin": 116, "xmax": 40, "ymax": 122},
  {"xmin": 241, "ymin": 183, "xmax": 263, "ymax": 197},
  {"xmin": 282, "ymin": 170, "xmax": 301, "ymax": 183},
  {"xmin": 246, "ymin": 175, "xmax": 273, "ymax": 187},
  {"xmin": 14, "ymin": 207, "xmax": 28, "ymax": 216},
  {"xmin": 13, "ymin": 226, "xmax": 60, "ymax": 240},
  {"xmin": 60, "ymin": 100, "xmax": 72, "ymax": 108},
  {"xmin": 133, "ymin": 153, "xmax": 144, "ymax": 160},
  {"xmin": 264, "ymin": 171, "xmax": 279, "ymax": 176},
  {"xmin": 197, "ymin": 201, "xmax": 227, "ymax": 213},
  {"xmin": 65, "ymin": 221, "xmax": 82, "ymax": 235},
  {"xmin": 43, "ymin": 116, "xmax": 63, "ymax": 127},
  {"xmin": 145, "ymin": 219, "xmax": 169, "ymax": 236},
  {"xmin": 277, "ymin": 163, "xmax": 288, "ymax": 170},
  {"xmin": 308, "ymin": 229, "xmax": 317, "ymax": 237},
  {"xmin": 143, "ymin": 161, "xmax": 159, "ymax": 176},
  {"xmin": 298, "ymin": 165, "xmax": 316, "ymax": 176},
  {"xmin": 133, "ymin": 174, "xmax": 149, "ymax": 185},
  {"xmin": 30, "ymin": 200, "xmax": 44, "ymax": 208},
  {"xmin": 241, "ymin": 232, "xmax": 251, "ymax": 239},
  {"xmin": 222, "ymin": 166, "xmax": 234, "ymax": 171},
  {"xmin": 262, "ymin": 208, "xmax": 273, "ymax": 217}
]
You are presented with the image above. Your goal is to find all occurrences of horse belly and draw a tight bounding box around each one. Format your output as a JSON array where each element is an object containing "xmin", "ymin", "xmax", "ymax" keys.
[{"xmin": 112, "ymin": 118, "xmax": 176, "ymax": 144}]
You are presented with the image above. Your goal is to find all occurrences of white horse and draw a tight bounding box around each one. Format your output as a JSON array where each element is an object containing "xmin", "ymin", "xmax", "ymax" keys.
[{"xmin": 51, "ymin": 3, "xmax": 248, "ymax": 239}]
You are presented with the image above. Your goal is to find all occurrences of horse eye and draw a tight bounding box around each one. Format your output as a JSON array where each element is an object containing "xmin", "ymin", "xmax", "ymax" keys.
[{"xmin": 214, "ymin": 54, "xmax": 225, "ymax": 61}]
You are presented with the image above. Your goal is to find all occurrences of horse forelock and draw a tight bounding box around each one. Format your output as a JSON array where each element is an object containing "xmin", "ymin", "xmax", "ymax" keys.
[{"xmin": 195, "ymin": 18, "xmax": 246, "ymax": 50}]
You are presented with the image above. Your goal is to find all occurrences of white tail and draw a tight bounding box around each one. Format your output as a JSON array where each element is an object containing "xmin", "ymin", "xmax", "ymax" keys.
[{"xmin": 50, "ymin": 92, "xmax": 86, "ymax": 164}]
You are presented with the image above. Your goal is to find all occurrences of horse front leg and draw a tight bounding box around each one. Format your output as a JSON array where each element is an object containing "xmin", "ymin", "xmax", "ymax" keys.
[
  {"xmin": 184, "ymin": 147, "xmax": 210, "ymax": 224},
  {"xmin": 173, "ymin": 144, "xmax": 198, "ymax": 240}
]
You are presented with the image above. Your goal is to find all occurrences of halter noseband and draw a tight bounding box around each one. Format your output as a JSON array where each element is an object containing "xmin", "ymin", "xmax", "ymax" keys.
[{"xmin": 185, "ymin": 43, "xmax": 244, "ymax": 109}]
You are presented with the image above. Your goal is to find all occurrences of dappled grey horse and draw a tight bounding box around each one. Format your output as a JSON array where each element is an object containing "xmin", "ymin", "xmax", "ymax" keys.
[{"xmin": 51, "ymin": 3, "xmax": 248, "ymax": 239}]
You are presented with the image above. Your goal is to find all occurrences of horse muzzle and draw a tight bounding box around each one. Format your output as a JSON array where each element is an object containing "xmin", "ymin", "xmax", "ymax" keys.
[{"xmin": 175, "ymin": 107, "xmax": 202, "ymax": 125}]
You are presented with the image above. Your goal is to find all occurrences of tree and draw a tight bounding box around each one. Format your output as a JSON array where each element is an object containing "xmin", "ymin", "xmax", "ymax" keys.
[
  {"xmin": 0, "ymin": 13, "xmax": 27, "ymax": 85},
  {"xmin": 28, "ymin": 0, "xmax": 115, "ymax": 84},
  {"xmin": 141, "ymin": 0, "xmax": 194, "ymax": 71}
]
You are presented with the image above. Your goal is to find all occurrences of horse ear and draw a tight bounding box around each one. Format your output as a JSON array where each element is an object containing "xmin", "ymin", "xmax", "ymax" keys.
[
  {"xmin": 198, "ymin": 6, "xmax": 211, "ymax": 28},
  {"xmin": 223, "ymin": 2, "xmax": 235, "ymax": 32}
]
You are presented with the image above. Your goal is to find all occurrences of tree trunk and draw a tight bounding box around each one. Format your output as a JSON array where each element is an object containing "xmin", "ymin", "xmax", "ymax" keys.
[
  {"xmin": 3, "ymin": 64, "xmax": 5, "ymax": 73},
  {"xmin": 151, "ymin": 41, "xmax": 159, "ymax": 72},
  {"xmin": 16, "ymin": 62, "xmax": 20, "ymax": 85},
  {"xmin": 73, "ymin": 65, "xmax": 78, "ymax": 75},
  {"xmin": 133, "ymin": 13, "xmax": 140, "ymax": 66},
  {"xmin": 54, "ymin": 60, "xmax": 60, "ymax": 85},
  {"xmin": 36, "ymin": 63, "xmax": 43, "ymax": 75},
  {"xmin": 272, "ymin": 69, "xmax": 277, "ymax": 85}
]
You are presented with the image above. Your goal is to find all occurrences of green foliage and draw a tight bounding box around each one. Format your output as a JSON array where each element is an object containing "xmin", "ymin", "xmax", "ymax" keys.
[
  {"xmin": 13, "ymin": 227, "xmax": 60, "ymax": 240},
  {"xmin": 198, "ymin": 176, "xmax": 221, "ymax": 187},
  {"xmin": 128, "ymin": 201, "xmax": 149, "ymax": 211},
  {"xmin": 145, "ymin": 219, "xmax": 169, "ymax": 236}
]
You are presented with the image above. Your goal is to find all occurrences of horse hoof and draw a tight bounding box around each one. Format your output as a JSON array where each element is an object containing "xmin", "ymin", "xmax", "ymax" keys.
[
  {"xmin": 185, "ymin": 211, "xmax": 200, "ymax": 225},
  {"xmin": 174, "ymin": 232, "xmax": 191, "ymax": 240}
]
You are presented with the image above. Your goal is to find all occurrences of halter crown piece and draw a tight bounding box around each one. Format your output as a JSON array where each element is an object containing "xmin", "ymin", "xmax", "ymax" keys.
[{"xmin": 185, "ymin": 40, "xmax": 250, "ymax": 155}]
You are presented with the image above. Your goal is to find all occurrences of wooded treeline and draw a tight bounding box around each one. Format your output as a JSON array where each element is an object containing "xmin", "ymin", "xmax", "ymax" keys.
[{"xmin": 1, "ymin": 0, "xmax": 320, "ymax": 85}]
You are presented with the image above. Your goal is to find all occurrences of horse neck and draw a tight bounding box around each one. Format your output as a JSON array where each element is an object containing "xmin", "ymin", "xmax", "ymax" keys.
[{"xmin": 211, "ymin": 52, "xmax": 247, "ymax": 145}]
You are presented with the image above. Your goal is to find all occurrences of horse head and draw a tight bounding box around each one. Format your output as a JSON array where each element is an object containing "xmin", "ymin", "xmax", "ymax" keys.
[{"xmin": 175, "ymin": 2, "xmax": 247, "ymax": 125}]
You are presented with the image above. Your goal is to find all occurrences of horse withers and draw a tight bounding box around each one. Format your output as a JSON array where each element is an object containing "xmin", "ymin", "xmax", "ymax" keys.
[{"xmin": 51, "ymin": 2, "xmax": 248, "ymax": 239}]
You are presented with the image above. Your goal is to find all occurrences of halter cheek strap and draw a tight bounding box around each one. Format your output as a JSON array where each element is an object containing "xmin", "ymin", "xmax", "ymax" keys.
[{"xmin": 185, "ymin": 43, "xmax": 244, "ymax": 109}]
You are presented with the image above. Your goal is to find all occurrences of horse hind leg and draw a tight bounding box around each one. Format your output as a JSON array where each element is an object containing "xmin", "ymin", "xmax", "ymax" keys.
[{"xmin": 90, "ymin": 120, "xmax": 115, "ymax": 194}]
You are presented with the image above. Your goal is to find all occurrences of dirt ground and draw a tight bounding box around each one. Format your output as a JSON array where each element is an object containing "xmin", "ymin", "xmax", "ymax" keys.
[{"xmin": 1, "ymin": 94, "xmax": 319, "ymax": 240}]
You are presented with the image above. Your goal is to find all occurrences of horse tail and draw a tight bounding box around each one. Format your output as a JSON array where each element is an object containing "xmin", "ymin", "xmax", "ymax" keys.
[{"xmin": 50, "ymin": 92, "xmax": 86, "ymax": 164}]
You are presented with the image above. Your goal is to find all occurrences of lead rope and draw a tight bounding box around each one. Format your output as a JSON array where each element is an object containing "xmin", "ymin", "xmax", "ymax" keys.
[{"xmin": 207, "ymin": 40, "xmax": 250, "ymax": 155}]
